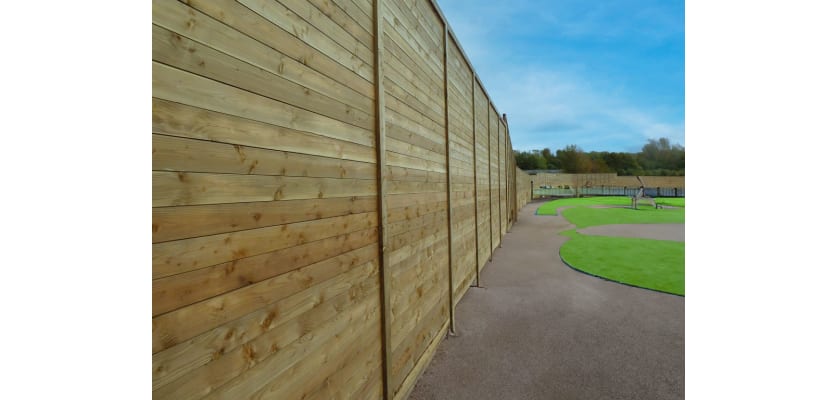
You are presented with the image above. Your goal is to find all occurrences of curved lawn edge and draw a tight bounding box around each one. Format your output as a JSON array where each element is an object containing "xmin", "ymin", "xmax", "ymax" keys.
[
  {"xmin": 558, "ymin": 246, "xmax": 684, "ymax": 297},
  {"xmin": 536, "ymin": 196, "xmax": 685, "ymax": 216},
  {"xmin": 557, "ymin": 229, "xmax": 684, "ymax": 296}
]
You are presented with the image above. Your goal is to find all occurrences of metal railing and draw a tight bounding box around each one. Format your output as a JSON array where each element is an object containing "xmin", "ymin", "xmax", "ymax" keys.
[{"xmin": 533, "ymin": 186, "xmax": 685, "ymax": 198}]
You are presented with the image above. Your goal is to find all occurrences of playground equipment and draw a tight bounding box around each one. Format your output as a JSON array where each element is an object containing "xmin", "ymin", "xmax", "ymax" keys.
[{"xmin": 631, "ymin": 176, "xmax": 660, "ymax": 209}]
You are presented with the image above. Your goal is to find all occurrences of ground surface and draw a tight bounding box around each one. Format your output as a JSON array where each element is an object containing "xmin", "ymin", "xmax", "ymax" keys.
[
  {"xmin": 576, "ymin": 223, "xmax": 684, "ymax": 242},
  {"xmin": 560, "ymin": 229, "xmax": 685, "ymax": 295},
  {"xmin": 547, "ymin": 199, "xmax": 685, "ymax": 295},
  {"xmin": 408, "ymin": 201, "xmax": 684, "ymax": 400}
]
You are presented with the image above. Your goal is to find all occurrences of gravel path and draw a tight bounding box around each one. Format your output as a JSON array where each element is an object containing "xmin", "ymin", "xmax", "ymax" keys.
[
  {"xmin": 408, "ymin": 201, "xmax": 684, "ymax": 400},
  {"xmin": 578, "ymin": 223, "xmax": 684, "ymax": 242}
]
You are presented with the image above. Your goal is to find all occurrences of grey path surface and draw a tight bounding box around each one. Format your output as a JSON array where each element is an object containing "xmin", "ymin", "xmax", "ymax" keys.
[
  {"xmin": 408, "ymin": 201, "xmax": 684, "ymax": 400},
  {"xmin": 578, "ymin": 223, "xmax": 685, "ymax": 242}
]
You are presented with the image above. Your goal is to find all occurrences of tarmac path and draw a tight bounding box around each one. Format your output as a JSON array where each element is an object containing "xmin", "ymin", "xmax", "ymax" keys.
[
  {"xmin": 408, "ymin": 201, "xmax": 684, "ymax": 400},
  {"xmin": 577, "ymin": 223, "xmax": 684, "ymax": 242}
]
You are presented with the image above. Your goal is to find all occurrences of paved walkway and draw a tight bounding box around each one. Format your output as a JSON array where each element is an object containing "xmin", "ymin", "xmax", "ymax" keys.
[
  {"xmin": 578, "ymin": 223, "xmax": 684, "ymax": 242},
  {"xmin": 408, "ymin": 201, "xmax": 684, "ymax": 400}
]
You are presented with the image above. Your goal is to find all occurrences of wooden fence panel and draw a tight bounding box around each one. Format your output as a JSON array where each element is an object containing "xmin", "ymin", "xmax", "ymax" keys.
[
  {"xmin": 489, "ymin": 108, "xmax": 501, "ymax": 251},
  {"xmin": 152, "ymin": 0, "xmax": 532, "ymax": 398},
  {"xmin": 152, "ymin": 0, "xmax": 381, "ymax": 399},
  {"xmin": 474, "ymin": 84, "xmax": 492, "ymax": 272},
  {"xmin": 517, "ymin": 167, "xmax": 530, "ymax": 212},
  {"xmin": 499, "ymin": 118, "xmax": 508, "ymax": 237},
  {"xmin": 446, "ymin": 34, "xmax": 476, "ymax": 306},
  {"xmin": 380, "ymin": 1, "xmax": 449, "ymax": 397}
]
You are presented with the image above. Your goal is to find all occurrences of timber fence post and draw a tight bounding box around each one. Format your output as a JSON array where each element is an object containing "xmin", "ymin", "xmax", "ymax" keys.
[
  {"xmin": 372, "ymin": 0, "xmax": 392, "ymax": 397},
  {"xmin": 442, "ymin": 25, "xmax": 456, "ymax": 336}
]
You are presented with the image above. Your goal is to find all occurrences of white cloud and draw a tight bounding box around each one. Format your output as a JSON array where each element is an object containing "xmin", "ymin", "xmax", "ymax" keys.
[
  {"xmin": 486, "ymin": 65, "xmax": 684, "ymax": 152},
  {"xmin": 437, "ymin": 0, "xmax": 684, "ymax": 153}
]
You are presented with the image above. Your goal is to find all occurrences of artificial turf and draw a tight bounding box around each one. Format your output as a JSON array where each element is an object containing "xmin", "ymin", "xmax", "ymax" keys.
[{"xmin": 537, "ymin": 196, "xmax": 685, "ymax": 295}]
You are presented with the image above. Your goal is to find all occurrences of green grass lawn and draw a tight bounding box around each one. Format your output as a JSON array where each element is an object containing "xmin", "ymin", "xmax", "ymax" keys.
[
  {"xmin": 536, "ymin": 195, "xmax": 684, "ymax": 215},
  {"xmin": 656, "ymin": 197, "xmax": 685, "ymax": 207},
  {"xmin": 562, "ymin": 207, "xmax": 684, "ymax": 228},
  {"xmin": 560, "ymin": 230, "xmax": 685, "ymax": 295},
  {"xmin": 538, "ymin": 196, "xmax": 685, "ymax": 295},
  {"xmin": 536, "ymin": 196, "xmax": 633, "ymax": 215}
]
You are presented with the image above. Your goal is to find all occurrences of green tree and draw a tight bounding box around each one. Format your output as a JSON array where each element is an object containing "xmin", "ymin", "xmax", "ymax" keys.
[
  {"xmin": 638, "ymin": 137, "xmax": 684, "ymax": 174},
  {"xmin": 540, "ymin": 148, "xmax": 559, "ymax": 169},
  {"xmin": 556, "ymin": 145, "xmax": 590, "ymax": 173},
  {"xmin": 598, "ymin": 151, "xmax": 641, "ymax": 175},
  {"xmin": 514, "ymin": 150, "xmax": 548, "ymax": 170},
  {"xmin": 519, "ymin": 139, "xmax": 683, "ymax": 176}
]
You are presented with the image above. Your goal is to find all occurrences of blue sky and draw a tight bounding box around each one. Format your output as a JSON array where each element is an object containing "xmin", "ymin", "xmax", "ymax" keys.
[{"xmin": 436, "ymin": 0, "xmax": 684, "ymax": 153}]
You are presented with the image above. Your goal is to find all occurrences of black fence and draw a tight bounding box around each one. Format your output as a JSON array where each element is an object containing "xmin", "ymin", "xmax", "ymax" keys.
[{"xmin": 533, "ymin": 186, "xmax": 685, "ymax": 198}]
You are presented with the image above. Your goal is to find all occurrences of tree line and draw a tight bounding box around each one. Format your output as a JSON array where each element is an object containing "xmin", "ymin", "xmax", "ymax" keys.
[{"xmin": 514, "ymin": 138, "xmax": 685, "ymax": 176}]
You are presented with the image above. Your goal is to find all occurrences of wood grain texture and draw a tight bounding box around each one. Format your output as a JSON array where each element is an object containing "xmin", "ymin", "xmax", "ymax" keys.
[
  {"xmin": 153, "ymin": 254, "xmax": 378, "ymax": 393},
  {"xmin": 151, "ymin": 23, "xmax": 373, "ymax": 130},
  {"xmin": 153, "ymin": 226, "xmax": 378, "ymax": 316},
  {"xmin": 238, "ymin": 0, "xmax": 374, "ymax": 80},
  {"xmin": 152, "ymin": 171, "xmax": 376, "ymax": 207},
  {"xmin": 153, "ymin": 211, "xmax": 376, "ymax": 279},
  {"xmin": 151, "ymin": 0, "xmax": 530, "ymax": 398},
  {"xmin": 153, "ymin": 61, "xmax": 374, "ymax": 147},
  {"xmin": 158, "ymin": 0, "xmax": 374, "ymax": 101},
  {"xmin": 152, "ymin": 98, "xmax": 376, "ymax": 163},
  {"xmin": 152, "ymin": 195, "xmax": 376, "ymax": 243},
  {"xmin": 152, "ymin": 134, "xmax": 375, "ymax": 179}
]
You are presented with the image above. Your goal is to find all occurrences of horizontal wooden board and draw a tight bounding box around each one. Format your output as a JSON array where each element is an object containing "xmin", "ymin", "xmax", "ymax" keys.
[
  {"xmin": 152, "ymin": 195, "xmax": 375, "ymax": 243},
  {"xmin": 314, "ymin": 0, "xmax": 373, "ymax": 35},
  {"xmin": 149, "ymin": 0, "xmax": 534, "ymax": 399},
  {"xmin": 385, "ymin": 151, "xmax": 446, "ymax": 174},
  {"xmin": 386, "ymin": 165, "xmax": 446, "ymax": 183},
  {"xmin": 389, "ymin": 232, "xmax": 446, "ymax": 277},
  {"xmin": 388, "ymin": 180, "xmax": 446, "ymax": 195},
  {"xmin": 152, "ymin": 24, "xmax": 373, "ymax": 130},
  {"xmin": 237, "ymin": 0, "xmax": 374, "ymax": 79},
  {"xmin": 257, "ymin": 314, "xmax": 380, "ymax": 400},
  {"xmin": 387, "ymin": 198, "xmax": 446, "ymax": 224},
  {"xmin": 152, "ymin": 211, "xmax": 376, "ymax": 279},
  {"xmin": 385, "ymin": 191, "xmax": 446, "ymax": 210},
  {"xmin": 385, "ymin": 107, "xmax": 445, "ymax": 144},
  {"xmin": 386, "ymin": 135, "xmax": 446, "ymax": 165},
  {"xmin": 153, "ymin": 243, "xmax": 377, "ymax": 357},
  {"xmin": 153, "ymin": 269, "xmax": 378, "ymax": 394},
  {"xmin": 200, "ymin": 294, "xmax": 379, "ymax": 400},
  {"xmin": 153, "ymin": 62, "xmax": 374, "ymax": 147},
  {"xmin": 152, "ymin": 171, "xmax": 376, "ymax": 207},
  {"xmin": 392, "ymin": 291, "xmax": 447, "ymax": 386},
  {"xmin": 385, "ymin": 116, "xmax": 446, "ymax": 155},
  {"xmin": 384, "ymin": 95, "xmax": 445, "ymax": 137},
  {"xmin": 332, "ymin": 0, "xmax": 373, "ymax": 33},
  {"xmin": 383, "ymin": 59, "xmax": 444, "ymax": 123},
  {"xmin": 152, "ymin": 99, "xmax": 375, "ymax": 163},
  {"xmin": 382, "ymin": 32, "xmax": 443, "ymax": 98},
  {"xmin": 388, "ymin": 0, "xmax": 442, "ymax": 50},
  {"xmin": 154, "ymin": 0, "xmax": 375, "ymax": 102},
  {"xmin": 381, "ymin": 0, "xmax": 443, "ymax": 79},
  {"xmin": 154, "ymin": 264, "xmax": 378, "ymax": 396},
  {"xmin": 393, "ymin": 318, "xmax": 448, "ymax": 400},
  {"xmin": 281, "ymin": 0, "xmax": 374, "ymax": 53},
  {"xmin": 152, "ymin": 134, "xmax": 375, "ymax": 179},
  {"xmin": 153, "ymin": 226, "xmax": 378, "ymax": 316},
  {"xmin": 387, "ymin": 208, "xmax": 446, "ymax": 238}
]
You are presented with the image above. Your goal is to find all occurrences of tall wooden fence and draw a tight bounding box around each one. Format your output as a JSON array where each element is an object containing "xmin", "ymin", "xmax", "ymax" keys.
[{"xmin": 152, "ymin": 0, "xmax": 531, "ymax": 399}]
